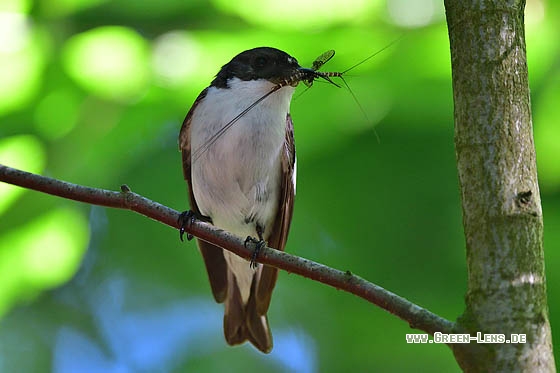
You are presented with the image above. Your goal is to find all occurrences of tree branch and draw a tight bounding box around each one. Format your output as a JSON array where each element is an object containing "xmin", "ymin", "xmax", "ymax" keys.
[{"xmin": 0, "ymin": 163, "xmax": 454, "ymax": 336}]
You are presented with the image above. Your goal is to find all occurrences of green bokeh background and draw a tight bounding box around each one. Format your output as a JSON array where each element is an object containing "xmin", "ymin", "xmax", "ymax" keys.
[{"xmin": 0, "ymin": 0, "xmax": 558, "ymax": 371}]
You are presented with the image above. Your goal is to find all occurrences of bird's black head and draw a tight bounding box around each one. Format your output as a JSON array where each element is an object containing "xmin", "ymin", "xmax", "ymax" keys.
[{"xmin": 211, "ymin": 47, "xmax": 302, "ymax": 88}]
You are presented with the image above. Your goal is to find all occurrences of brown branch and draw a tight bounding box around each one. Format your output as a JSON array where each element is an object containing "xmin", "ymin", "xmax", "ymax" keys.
[{"xmin": 0, "ymin": 163, "xmax": 455, "ymax": 336}]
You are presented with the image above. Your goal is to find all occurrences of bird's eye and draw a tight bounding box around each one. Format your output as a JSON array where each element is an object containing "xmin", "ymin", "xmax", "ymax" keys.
[{"xmin": 254, "ymin": 56, "xmax": 268, "ymax": 68}]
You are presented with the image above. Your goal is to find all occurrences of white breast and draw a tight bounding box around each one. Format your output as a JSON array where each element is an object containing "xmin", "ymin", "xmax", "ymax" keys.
[{"xmin": 190, "ymin": 77, "xmax": 295, "ymax": 239}]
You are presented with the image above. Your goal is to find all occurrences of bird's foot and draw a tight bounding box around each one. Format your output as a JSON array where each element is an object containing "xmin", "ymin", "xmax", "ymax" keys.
[
  {"xmin": 245, "ymin": 236, "xmax": 266, "ymax": 269},
  {"xmin": 178, "ymin": 210, "xmax": 212, "ymax": 241}
]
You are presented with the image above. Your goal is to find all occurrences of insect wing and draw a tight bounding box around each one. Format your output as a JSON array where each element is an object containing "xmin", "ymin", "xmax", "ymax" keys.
[{"xmin": 312, "ymin": 49, "xmax": 335, "ymax": 71}]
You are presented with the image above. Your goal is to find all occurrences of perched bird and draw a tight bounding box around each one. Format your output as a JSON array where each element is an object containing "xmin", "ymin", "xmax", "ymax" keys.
[{"xmin": 179, "ymin": 47, "xmax": 306, "ymax": 353}]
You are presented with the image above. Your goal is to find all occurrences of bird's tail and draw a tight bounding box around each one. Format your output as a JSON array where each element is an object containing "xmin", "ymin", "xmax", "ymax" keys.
[{"xmin": 223, "ymin": 270, "xmax": 273, "ymax": 353}]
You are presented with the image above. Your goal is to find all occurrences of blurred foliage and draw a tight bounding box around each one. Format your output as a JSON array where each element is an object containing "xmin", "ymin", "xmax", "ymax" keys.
[{"xmin": 0, "ymin": 0, "xmax": 558, "ymax": 371}]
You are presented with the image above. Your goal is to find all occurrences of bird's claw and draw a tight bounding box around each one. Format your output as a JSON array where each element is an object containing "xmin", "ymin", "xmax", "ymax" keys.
[
  {"xmin": 245, "ymin": 236, "xmax": 266, "ymax": 269},
  {"xmin": 178, "ymin": 210, "xmax": 196, "ymax": 241}
]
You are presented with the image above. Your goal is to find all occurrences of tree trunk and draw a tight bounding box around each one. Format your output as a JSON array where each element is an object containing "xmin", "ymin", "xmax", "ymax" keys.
[{"xmin": 444, "ymin": 0, "xmax": 555, "ymax": 371}]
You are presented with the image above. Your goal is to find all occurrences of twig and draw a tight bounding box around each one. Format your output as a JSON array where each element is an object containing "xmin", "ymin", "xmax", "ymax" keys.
[{"xmin": 0, "ymin": 164, "xmax": 455, "ymax": 336}]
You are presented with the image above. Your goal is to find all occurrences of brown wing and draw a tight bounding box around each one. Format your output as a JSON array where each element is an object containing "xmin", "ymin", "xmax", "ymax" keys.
[
  {"xmin": 179, "ymin": 88, "xmax": 228, "ymax": 303},
  {"xmin": 254, "ymin": 113, "xmax": 296, "ymax": 315}
]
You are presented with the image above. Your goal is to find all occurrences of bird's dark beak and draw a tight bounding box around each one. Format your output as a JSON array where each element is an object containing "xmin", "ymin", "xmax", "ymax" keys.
[{"xmin": 296, "ymin": 67, "xmax": 317, "ymax": 84}]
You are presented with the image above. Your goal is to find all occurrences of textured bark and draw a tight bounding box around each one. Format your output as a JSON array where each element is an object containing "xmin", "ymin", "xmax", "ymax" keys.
[{"xmin": 445, "ymin": 0, "xmax": 555, "ymax": 371}]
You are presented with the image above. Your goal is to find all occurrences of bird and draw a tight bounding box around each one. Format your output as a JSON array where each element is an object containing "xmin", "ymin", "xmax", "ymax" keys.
[{"xmin": 178, "ymin": 47, "xmax": 306, "ymax": 353}]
